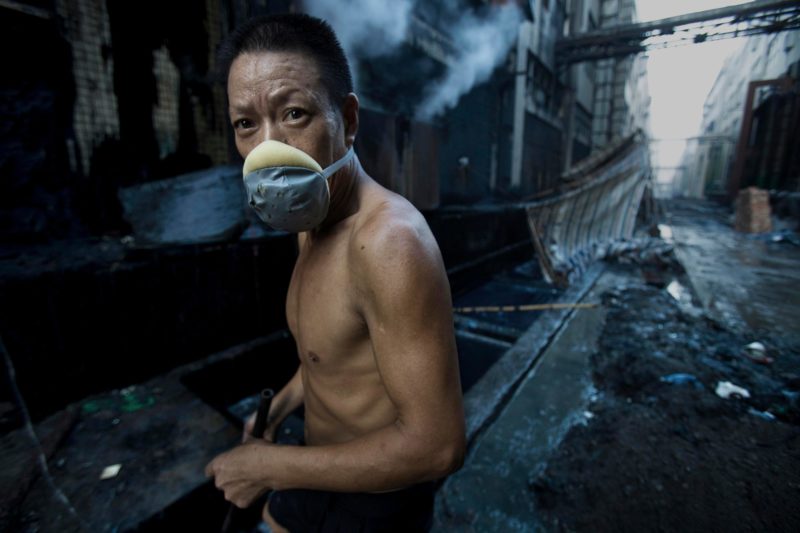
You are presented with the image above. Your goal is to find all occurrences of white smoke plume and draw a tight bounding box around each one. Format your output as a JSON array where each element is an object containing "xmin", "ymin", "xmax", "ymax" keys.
[
  {"xmin": 416, "ymin": 4, "xmax": 522, "ymax": 120},
  {"xmin": 304, "ymin": 0, "xmax": 522, "ymax": 120},
  {"xmin": 303, "ymin": 0, "xmax": 415, "ymax": 61}
]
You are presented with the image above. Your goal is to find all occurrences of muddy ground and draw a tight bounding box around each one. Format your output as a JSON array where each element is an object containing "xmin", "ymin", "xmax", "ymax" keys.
[{"xmin": 531, "ymin": 258, "xmax": 800, "ymax": 532}]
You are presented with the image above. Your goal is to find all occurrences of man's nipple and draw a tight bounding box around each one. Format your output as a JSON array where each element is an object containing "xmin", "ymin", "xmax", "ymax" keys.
[{"xmin": 307, "ymin": 351, "xmax": 321, "ymax": 363}]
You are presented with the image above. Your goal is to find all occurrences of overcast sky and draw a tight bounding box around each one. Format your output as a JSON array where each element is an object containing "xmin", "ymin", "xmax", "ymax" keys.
[{"xmin": 635, "ymin": 0, "xmax": 749, "ymax": 173}]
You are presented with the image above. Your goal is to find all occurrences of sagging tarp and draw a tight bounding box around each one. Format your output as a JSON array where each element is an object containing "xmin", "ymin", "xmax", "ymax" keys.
[
  {"xmin": 524, "ymin": 133, "xmax": 651, "ymax": 287},
  {"xmin": 118, "ymin": 165, "xmax": 249, "ymax": 245}
]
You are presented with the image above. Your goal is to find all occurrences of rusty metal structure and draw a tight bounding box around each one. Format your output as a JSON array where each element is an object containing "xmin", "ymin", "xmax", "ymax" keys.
[
  {"xmin": 728, "ymin": 76, "xmax": 800, "ymax": 198},
  {"xmin": 524, "ymin": 133, "xmax": 650, "ymax": 286},
  {"xmin": 557, "ymin": 0, "xmax": 800, "ymax": 64}
]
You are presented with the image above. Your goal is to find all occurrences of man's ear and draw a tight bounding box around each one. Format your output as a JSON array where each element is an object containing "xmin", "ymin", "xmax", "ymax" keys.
[{"xmin": 342, "ymin": 93, "xmax": 359, "ymax": 148}]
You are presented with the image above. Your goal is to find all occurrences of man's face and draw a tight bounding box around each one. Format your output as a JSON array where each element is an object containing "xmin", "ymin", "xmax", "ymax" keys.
[{"xmin": 227, "ymin": 50, "xmax": 347, "ymax": 168}]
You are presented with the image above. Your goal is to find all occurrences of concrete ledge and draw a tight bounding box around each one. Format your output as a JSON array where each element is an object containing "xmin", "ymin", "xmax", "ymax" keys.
[
  {"xmin": 461, "ymin": 262, "xmax": 604, "ymax": 446},
  {"xmin": 435, "ymin": 265, "xmax": 618, "ymax": 532}
]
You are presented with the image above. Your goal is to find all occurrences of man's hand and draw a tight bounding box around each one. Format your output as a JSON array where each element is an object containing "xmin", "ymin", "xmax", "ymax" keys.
[
  {"xmin": 205, "ymin": 442, "xmax": 272, "ymax": 508},
  {"xmin": 243, "ymin": 411, "xmax": 276, "ymax": 443}
]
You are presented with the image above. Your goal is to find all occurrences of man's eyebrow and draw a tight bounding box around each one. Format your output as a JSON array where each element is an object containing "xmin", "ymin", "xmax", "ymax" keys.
[
  {"xmin": 228, "ymin": 87, "xmax": 316, "ymax": 116},
  {"xmin": 265, "ymin": 86, "xmax": 312, "ymax": 103},
  {"xmin": 228, "ymin": 102, "xmax": 253, "ymax": 114}
]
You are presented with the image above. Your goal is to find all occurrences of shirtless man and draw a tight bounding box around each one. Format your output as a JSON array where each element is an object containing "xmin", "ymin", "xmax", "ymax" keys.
[{"xmin": 204, "ymin": 14, "xmax": 466, "ymax": 531}]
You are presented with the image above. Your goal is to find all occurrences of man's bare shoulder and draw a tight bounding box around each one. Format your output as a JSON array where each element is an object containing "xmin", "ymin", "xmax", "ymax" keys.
[{"xmin": 349, "ymin": 185, "xmax": 444, "ymax": 288}]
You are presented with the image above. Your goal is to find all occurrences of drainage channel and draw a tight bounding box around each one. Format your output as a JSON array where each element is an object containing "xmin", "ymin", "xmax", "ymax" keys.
[
  {"xmin": 451, "ymin": 258, "xmax": 564, "ymax": 392},
  {"xmin": 137, "ymin": 249, "xmax": 561, "ymax": 532}
]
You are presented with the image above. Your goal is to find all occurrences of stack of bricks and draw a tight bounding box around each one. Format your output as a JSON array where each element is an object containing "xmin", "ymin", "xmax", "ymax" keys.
[{"xmin": 735, "ymin": 187, "xmax": 772, "ymax": 233}]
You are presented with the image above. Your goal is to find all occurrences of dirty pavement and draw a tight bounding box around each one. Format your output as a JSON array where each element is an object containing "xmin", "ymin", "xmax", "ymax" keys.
[{"xmin": 435, "ymin": 198, "xmax": 800, "ymax": 532}]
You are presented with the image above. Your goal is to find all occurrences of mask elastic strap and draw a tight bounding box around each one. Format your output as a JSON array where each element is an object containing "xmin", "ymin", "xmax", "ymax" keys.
[{"xmin": 322, "ymin": 147, "xmax": 355, "ymax": 179}]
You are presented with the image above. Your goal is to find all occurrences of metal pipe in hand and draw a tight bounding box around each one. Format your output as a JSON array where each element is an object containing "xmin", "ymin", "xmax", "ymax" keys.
[{"xmin": 220, "ymin": 388, "xmax": 274, "ymax": 533}]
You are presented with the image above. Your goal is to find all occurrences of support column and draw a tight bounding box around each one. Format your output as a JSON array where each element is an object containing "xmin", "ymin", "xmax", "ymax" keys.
[{"xmin": 511, "ymin": 21, "xmax": 532, "ymax": 189}]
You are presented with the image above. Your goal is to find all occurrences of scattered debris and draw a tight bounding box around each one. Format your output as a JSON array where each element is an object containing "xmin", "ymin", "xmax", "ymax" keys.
[
  {"xmin": 577, "ymin": 410, "xmax": 596, "ymax": 427},
  {"xmin": 734, "ymin": 187, "xmax": 772, "ymax": 234},
  {"xmin": 657, "ymin": 224, "xmax": 673, "ymax": 242},
  {"xmin": 748, "ymin": 407, "xmax": 776, "ymax": 421},
  {"xmin": 82, "ymin": 387, "xmax": 156, "ymax": 415},
  {"xmin": 604, "ymin": 238, "xmax": 676, "ymax": 267},
  {"xmin": 119, "ymin": 387, "xmax": 156, "ymax": 413},
  {"xmin": 759, "ymin": 229, "xmax": 798, "ymax": 244},
  {"xmin": 745, "ymin": 341, "xmax": 765, "ymax": 352},
  {"xmin": 531, "ymin": 261, "xmax": 800, "ymax": 532},
  {"xmin": 715, "ymin": 381, "xmax": 751, "ymax": 400},
  {"xmin": 659, "ymin": 373, "xmax": 703, "ymax": 389},
  {"xmin": 99, "ymin": 464, "xmax": 122, "ymax": 480},
  {"xmin": 743, "ymin": 341, "xmax": 773, "ymax": 364}
]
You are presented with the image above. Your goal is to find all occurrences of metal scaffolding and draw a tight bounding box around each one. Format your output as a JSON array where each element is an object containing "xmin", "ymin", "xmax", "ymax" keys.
[{"xmin": 557, "ymin": 0, "xmax": 800, "ymax": 64}]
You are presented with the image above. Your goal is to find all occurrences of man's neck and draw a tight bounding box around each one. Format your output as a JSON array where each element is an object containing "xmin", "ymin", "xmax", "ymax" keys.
[{"xmin": 313, "ymin": 157, "xmax": 364, "ymax": 235}]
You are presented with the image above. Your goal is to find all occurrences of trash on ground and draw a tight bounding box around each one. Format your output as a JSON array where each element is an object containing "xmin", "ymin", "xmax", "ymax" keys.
[
  {"xmin": 715, "ymin": 381, "xmax": 751, "ymax": 400},
  {"xmin": 744, "ymin": 341, "xmax": 765, "ymax": 353},
  {"xmin": 747, "ymin": 407, "xmax": 776, "ymax": 421},
  {"xmin": 660, "ymin": 373, "xmax": 704, "ymax": 389},
  {"xmin": 100, "ymin": 464, "xmax": 122, "ymax": 480},
  {"xmin": 742, "ymin": 341, "xmax": 773, "ymax": 364},
  {"xmin": 752, "ymin": 228, "xmax": 800, "ymax": 246}
]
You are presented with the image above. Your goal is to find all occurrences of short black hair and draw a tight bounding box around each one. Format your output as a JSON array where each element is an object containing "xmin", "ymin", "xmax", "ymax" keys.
[{"xmin": 218, "ymin": 13, "xmax": 354, "ymax": 110}]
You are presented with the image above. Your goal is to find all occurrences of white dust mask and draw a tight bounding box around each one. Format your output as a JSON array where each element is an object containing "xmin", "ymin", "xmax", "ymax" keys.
[{"xmin": 242, "ymin": 141, "xmax": 354, "ymax": 232}]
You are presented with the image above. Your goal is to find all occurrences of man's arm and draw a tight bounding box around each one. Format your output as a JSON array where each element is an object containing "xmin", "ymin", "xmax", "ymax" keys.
[{"xmin": 207, "ymin": 213, "xmax": 465, "ymax": 502}]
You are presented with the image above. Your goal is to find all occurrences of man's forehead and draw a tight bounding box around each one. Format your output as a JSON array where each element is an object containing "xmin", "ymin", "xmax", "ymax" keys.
[{"xmin": 229, "ymin": 50, "xmax": 322, "ymax": 90}]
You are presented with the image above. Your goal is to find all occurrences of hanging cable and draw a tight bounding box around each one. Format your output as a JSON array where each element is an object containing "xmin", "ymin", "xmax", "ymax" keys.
[{"xmin": 1, "ymin": 335, "xmax": 88, "ymax": 531}]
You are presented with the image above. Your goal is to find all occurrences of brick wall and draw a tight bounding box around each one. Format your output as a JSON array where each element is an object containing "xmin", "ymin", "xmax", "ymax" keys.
[
  {"xmin": 57, "ymin": 0, "xmax": 119, "ymax": 175},
  {"xmin": 194, "ymin": 0, "xmax": 229, "ymax": 166},
  {"xmin": 152, "ymin": 46, "xmax": 181, "ymax": 159}
]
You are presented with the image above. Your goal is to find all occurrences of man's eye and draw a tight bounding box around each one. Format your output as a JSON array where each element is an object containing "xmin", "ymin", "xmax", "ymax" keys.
[
  {"xmin": 286, "ymin": 108, "xmax": 306, "ymax": 121},
  {"xmin": 234, "ymin": 119, "xmax": 254, "ymax": 130}
]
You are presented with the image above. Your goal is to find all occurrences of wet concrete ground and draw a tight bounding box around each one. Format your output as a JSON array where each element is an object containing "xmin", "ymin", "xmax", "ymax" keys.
[
  {"xmin": 434, "ymin": 198, "xmax": 800, "ymax": 531},
  {"xmin": 667, "ymin": 199, "xmax": 800, "ymax": 342}
]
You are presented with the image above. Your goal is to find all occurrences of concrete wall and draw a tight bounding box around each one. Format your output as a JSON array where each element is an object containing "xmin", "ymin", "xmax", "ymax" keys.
[
  {"xmin": 567, "ymin": 0, "xmax": 601, "ymax": 112},
  {"xmin": 590, "ymin": 0, "xmax": 649, "ymax": 149},
  {"xmin": 510, "ymin": 2, "xmax": 568, "ymax": 194}
]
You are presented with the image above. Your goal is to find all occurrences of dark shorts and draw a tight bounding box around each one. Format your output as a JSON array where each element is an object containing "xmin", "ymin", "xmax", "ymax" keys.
[{"xmin": 267, "ymin": 483, "xmax": 435, "ymax": 532}]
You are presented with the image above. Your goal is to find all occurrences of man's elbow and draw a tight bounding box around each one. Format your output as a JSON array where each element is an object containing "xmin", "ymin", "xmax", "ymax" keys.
[{"xmin": 431, "ymin": 434, "xmax": 466, "ymax": 478}]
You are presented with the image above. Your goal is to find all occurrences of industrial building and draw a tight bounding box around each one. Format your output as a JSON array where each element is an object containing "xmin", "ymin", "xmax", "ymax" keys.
[
  {"xmin": 2, "ymin": 0, "xmax": 653, "ymax": 241},
  {"xmin": 675, "ymin": 29, "xmax": 800, "ymax": 198}
]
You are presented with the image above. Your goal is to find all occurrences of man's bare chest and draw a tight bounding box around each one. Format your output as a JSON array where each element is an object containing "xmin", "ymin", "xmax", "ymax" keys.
[{"xmin": 286, "ymin": 239, "xmax": 367, "ymax": 364}]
